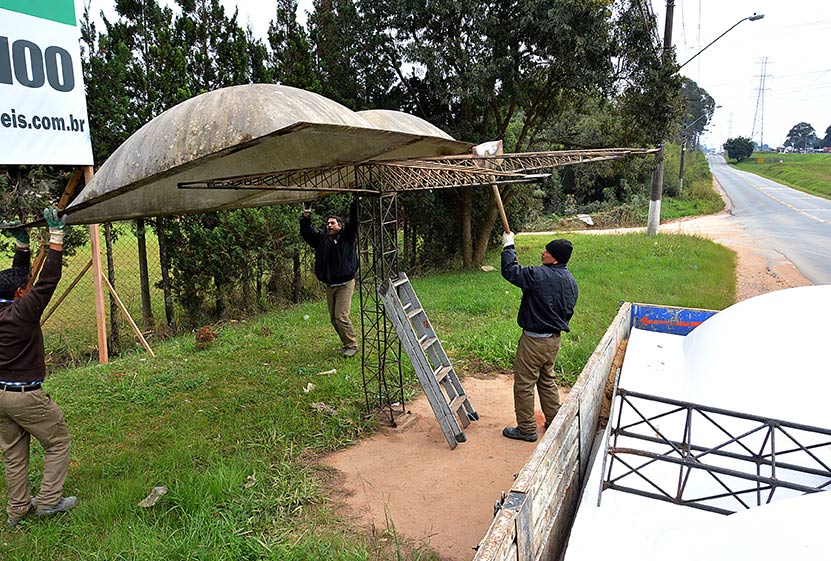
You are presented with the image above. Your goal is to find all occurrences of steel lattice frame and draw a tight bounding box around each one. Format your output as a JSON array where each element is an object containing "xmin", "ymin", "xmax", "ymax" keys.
[
  {"xmin": 177, "ymin": 148, "xmax": 659, "ymax": 194},
  {"xmin": 179, "ymin": 148, "xmax": 658, "ymax": 418},
  {"xmin": 603, "ymin": 388, "xmax": 831, "ymax": 515},
  {"xmin": 357, "ymin": 193, "xmax": 405, "ymax": 425}
]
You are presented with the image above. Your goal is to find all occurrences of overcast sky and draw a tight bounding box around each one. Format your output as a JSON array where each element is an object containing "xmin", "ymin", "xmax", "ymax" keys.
[
  {"xmin": 650, "ymin": 0, "xmax": 830, "ymax": 149},
  {"xmin": 79, "ymin": 0, "xmax": 829, "ymax": 149}
]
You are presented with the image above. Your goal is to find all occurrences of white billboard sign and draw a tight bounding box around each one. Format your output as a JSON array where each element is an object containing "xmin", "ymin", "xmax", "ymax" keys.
[{"xmin": 0, "ymin": 0, "xmax": 94, "ymax": 165}]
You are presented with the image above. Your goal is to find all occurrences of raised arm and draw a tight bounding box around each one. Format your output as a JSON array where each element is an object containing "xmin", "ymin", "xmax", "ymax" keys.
[
  {"xmin": 342, "ymin": 198, "xmax": 359, "ymax": 240},
  {"xmin": 501, "ymin": 243, "xmax": 536, "ymax": 289},
  {"xmin": 299, "ymin": 208, "xmax": 323, "ymax": 248}
]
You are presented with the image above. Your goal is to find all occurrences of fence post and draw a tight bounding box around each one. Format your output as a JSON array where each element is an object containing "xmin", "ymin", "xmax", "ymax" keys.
[
  {"xmin": 136, "ymin": 218, "xmax": 154, "ymax": 330},
  {"xmin": 156, "ymin": 217, "xmax": 175, "ymax": 329},
  {"xmin": 104, "ymin": 223, "xmax": 120, "ymax": 350}
]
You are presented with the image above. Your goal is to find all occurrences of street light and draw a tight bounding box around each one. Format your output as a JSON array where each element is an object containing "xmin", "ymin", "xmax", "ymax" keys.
[
  {"xmin": 679, "ymin": 105, "xmax": 721, "ymax": 193},
  {"xmin": 647, "ymin": 11, "xmax": 765, "ymax": 235},
  {"xmin": 679, "ymin": 13, "xmax": 765, "ymax": 69}
]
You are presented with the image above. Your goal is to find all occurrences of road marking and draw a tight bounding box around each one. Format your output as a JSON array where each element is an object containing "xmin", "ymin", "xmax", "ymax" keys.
[{"xmin": 730, "ymin": 171, "xmax": 831, "ymax": 225}]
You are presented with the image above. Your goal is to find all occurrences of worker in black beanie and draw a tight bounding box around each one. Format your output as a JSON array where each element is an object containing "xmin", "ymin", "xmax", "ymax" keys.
[{"xmin": 500, "ymin": 233, "xmax": 578, "ymax": 442}]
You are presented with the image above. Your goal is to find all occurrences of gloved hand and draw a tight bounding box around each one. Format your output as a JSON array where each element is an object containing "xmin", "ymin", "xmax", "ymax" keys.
[
  {"xmin": 44, "ymin": 207, "xmax": 66, "ymax": 245},
  {"xmin": 502, "ymin": 231, "xmax": 515, "ymax": 248},
  {"xmin": 1, "ymin": 221, "xmax": 29, "ymax": 248}
]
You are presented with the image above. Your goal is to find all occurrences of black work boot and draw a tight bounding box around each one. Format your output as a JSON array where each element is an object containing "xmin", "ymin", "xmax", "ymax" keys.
[
  {"xmin": 35, "ymin": 496, "xmax": 78, "ymax": 517},
  {"xmin": 502, "ymin": 426, "xmax": 537, "ymax": 442},
  {"xmin": 5, "ymin": 500, "xmax": 35, "ymax": 528}
]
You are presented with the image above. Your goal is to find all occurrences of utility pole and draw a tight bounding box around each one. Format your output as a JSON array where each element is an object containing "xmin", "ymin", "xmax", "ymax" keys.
[{"xmin": 647, "ymin": 0, "xmax": 674, "ymax": 236}]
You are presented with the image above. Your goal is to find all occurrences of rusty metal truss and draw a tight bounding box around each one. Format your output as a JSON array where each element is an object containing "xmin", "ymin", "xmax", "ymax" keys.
[
  {"xmin": 603, "ymin": 388, "xmax": 831, "ymax": 515},
  {"xmin": 418, "ymin": 147, "xmax": 659, "ymax": 174},
  {"xmin": 177, "ymin": 148, "xmax": 657, "ymax": 194}
]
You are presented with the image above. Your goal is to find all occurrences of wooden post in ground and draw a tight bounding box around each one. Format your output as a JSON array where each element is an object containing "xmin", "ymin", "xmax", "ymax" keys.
[{"xmin": 84, "ymin": 166, "xmax": 109, "ymax": 364}]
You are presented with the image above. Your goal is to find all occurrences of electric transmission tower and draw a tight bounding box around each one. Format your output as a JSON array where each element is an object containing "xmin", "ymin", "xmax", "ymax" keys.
[{"xmin": 750, "ymin": 57, "xmax": 771, "ymax": 150}]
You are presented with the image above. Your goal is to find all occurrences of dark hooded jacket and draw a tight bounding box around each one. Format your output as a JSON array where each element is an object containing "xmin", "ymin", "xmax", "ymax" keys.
[{"xmin": 300, "ymin": 200, "xmax": 359, "ymax": 285}]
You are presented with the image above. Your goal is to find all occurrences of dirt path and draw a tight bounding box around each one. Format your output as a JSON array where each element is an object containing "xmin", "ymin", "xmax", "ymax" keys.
[{"xmin": 320, "ymin": 179, "xmax": 812, "ymax": 561}]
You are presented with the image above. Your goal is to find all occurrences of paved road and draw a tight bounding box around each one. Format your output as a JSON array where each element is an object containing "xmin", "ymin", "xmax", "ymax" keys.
[{"xmin": 706, "ymin": 155, "xmax": 831, "ymax": 285}]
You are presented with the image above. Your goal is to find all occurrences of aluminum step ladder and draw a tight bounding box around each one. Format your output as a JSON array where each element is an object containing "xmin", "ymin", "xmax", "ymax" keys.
[{"xmin": 379, "ymin": 272, "xmax": 479, "ymax": 449}]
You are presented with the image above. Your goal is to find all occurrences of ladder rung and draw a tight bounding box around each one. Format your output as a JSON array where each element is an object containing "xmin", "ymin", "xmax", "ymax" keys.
[
  {"xmin": 392, "ymin": 276, "xmax": 409, "ymax": 288},
  {"xmin": 434, "ymin": 366, "xmax": 452, "ymax": 382},
  {"xmin": 448, "ymin": 395, "xmax": 467, "ymax": 412},
  {"xmin": 406, "ymin": 306, "xmax": 424, "ymax": 319},
  {"xmin": 419, "ymin": 336, "xmax": 437, "ymax": 349}
]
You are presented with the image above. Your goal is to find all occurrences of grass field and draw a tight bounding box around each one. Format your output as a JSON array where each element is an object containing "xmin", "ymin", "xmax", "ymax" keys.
[
  {"xmin": 0, "ymin": 232, "xmax": 736, "ymax": 560},
  {"xmin": 733, "ymin": 152, "xmax": 831, "ymax": 200}
]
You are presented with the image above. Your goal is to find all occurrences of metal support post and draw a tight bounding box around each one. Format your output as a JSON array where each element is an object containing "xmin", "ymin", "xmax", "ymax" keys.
[{"xmin": 357, "ymin": 192, "xmax": 405, "ymax": 425}]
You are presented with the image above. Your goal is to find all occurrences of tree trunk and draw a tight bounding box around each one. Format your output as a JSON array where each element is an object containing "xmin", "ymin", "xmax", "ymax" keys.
[
  {"xmin": 461, "ymin": 186, "xmax": 473, "ymax": 268},
  {"xmin": 473, "ymin": 186, "xmax": 515, "ymax": 266},
  {"xmin": 214, "ymin": 275, "xmax": 225, "ymax": 318},
  {"xmin": 156, "ymin": 217, "xmax": 175, "ymax": 329},
  {"xmin": 292, "ymin": 250, "xmax": 301, "ymax": 303},
  {"xmin": 135, "ymin": 218, "xmax": 154, "ymax": 330},
  {"xmin": 104, "ymin": 223, "xmax": 120, "ymax": 351},
  {"xmin": 256, "ymin": 254, "xmax": 263, "ymax": 305}
]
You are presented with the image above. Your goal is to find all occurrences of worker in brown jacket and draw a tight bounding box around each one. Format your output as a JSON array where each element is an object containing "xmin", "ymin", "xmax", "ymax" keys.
[{"xmin": 0, "ymin": 208, "xmax": 77, "ymax": 527}]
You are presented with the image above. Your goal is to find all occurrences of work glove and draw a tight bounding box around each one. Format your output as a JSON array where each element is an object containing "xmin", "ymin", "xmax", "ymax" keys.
[
  {"xmin": 502, "ymin": 231, "xmax": 515, "ymax": 248},
  {"xmin": 0, "ymin": 221, "xmax": 29, "ymax": 248},
  {"xmin": 44, "ymin": 207, "xmax": 66, "ymax": 245}
]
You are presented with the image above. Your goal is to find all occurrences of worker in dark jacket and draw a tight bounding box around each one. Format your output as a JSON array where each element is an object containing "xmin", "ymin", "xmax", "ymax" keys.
[
  {"xmin": 500, "ymin": 233, "xmax": 578, "ymax": 442},
  {"xmin": 300, "ymin": 199, "xmax": 359, "ymax": 357},
  {"xmin": 0, "ymin": 208, "xmax": 76, "ymax": 527}
]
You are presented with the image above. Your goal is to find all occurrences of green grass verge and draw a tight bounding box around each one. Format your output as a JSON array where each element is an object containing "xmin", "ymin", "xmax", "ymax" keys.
[
  {"xmin": 732, "ymin": 152, "xmax": 831, "ymax": 200},
  {"xmin": 1, "ymin": 233, "xmax": 735, "ymax": 559}
]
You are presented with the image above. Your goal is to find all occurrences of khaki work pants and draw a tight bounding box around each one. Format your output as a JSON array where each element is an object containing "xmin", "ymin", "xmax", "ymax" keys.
[
  {"xmin": 325, "ymin": 279, "xmax": 357, "ymax": 350},
  {"xmin": 513, "ymin": 332, "xmax": 562, "ymax": 434},
  {"xmin": 0, "ymin": 388, "xmax": 71, "ymax": 521}
]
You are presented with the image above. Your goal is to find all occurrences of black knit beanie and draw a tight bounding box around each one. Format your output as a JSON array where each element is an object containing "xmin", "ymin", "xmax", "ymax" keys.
[{"xmin": 545, "ymin": 239, "xmax": 573, "ymax": 264}]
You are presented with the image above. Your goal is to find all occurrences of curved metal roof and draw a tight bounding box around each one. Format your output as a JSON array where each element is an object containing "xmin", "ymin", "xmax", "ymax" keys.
[{"xmin": 67, "ymin": 84, "xmax": 470, "ymax": 224}]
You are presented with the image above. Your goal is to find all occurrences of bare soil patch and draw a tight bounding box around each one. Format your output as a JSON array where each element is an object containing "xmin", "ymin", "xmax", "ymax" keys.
[
  {"xmin": 322, "ymin": 375, "xmax": 567, "ymax": 560},
  {"xmin": 320, "ymin": 178, "xmax": 812, "ymax": 561}
]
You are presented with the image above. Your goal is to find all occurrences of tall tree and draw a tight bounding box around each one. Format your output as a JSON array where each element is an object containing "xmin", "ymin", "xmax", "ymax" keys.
[
  {"xmin": 80, "ymin": 6, "xmax": 132, "ymax": 164},
  {"xmin": 723, "ymin": 137, "xmax": 754, "ymax": 162},
  {"xmin": 175, "ymin": 0, "xmax": 252, "ymax": 93},
  {"xmin": 268, "ymin": 0, "xmax": 319, "ymax": 91},
  {"xmin": 785, "ymin": 122, "xmax": 818, "ymax": 152},
  {"xmin": 108, "ymin": 0, "xmax": 189, "ymax": 131},
  {"xmin": 678, "ymin": 78, "xmax": 715, "ymax": 148},
  {"xmin": 822, "ymin": 124, "xmax": 831, "ymax": 148},
  {"xmin": 309, "ymin": 0, "xmax": 398, "ymax": 110},
  {"xmin": 355, "ymin": 0, "xmax": 675, "ymax": 266}
]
